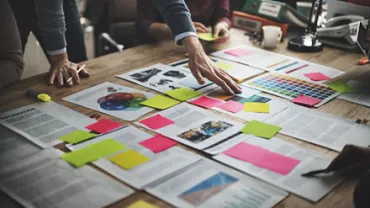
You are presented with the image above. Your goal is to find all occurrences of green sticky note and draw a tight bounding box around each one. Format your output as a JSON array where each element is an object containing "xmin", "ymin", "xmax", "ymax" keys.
[
  {"xmin": 88, "ymin": 138, "xmax": 127, "ymax": 157},
  {"xmin": 328, "ymin": 82, "xmax": 355, "ymax": 93},
  {"xmin": 59, "ymin": 130, "xmax": 97, "ymax": 144},
  {"xmin": 165, "ymin": 87, "xmax": 201, "ymax": 101},
  {"xmin": 241, "ymin": 120, "xmax": 281, "ymax": 139},
  {"xmin": 216, "ymin": 62, "xmax": 233, "ymax": 71},
  {"xmin": 198, "ymin": 33, "xmax": 220, "ymax": 41},
  {"xmin": 140, "ymin": 95, "xmax": 180, "ymax": 109},
  {"xmin": 61, "ymin": 147, "xmax": 100, "ymax": 167}
]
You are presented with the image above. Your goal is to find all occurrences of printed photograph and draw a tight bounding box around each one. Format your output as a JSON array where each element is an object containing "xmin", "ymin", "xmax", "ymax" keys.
[
  {"xmin": 178, "ymin": 121, "xmax": 233, "ymax": 143},
  {"xmin": 130, "ymin": 68, "xmax": 162, "ymax": 82}
]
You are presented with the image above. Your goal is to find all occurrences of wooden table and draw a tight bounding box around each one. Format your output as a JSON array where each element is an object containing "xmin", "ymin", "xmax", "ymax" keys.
[{"xmin": 0, "ymin": 28, "xmax": 367, "ymax": 208}]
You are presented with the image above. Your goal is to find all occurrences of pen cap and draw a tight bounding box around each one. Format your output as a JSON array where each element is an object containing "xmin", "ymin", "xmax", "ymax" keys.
[{"xmin": 26, "ymin": 89, "xmax": 40, "ymax": 98}]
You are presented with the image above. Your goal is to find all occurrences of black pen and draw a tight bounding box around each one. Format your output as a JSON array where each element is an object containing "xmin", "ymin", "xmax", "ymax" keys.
[{"xmin": 301, "ymin": 169, "xmax": 328, "ymax": 177}]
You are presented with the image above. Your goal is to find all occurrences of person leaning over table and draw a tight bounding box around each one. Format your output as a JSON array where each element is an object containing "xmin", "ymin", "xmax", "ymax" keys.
[
  {"xmin": 136, "ymin": 0, "xmax": 232, "ymax": 45},
  {"xmin": 9, "ymin": 0, "xmax": 90, "ymax": 88},
  {"xmin": 150, "ymin": 0, "xmax": 241, "ymax": 95},
  {"xmin": 0, "ymin": 0, "xmax": 24, "ymax": 89}
]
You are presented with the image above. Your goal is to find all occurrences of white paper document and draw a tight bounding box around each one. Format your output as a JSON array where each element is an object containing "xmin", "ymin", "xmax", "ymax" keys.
[
  {"xmin": 170, "ymin": 57, "xmax": 264, "ymax": 81},
  {"xmin": 190, "ymin": 85, "xmax": 290, "ymax": 122},
  {"xmin": 265, "ymin": 106, "xmax": 370, "ymax": 151},
  {"xmin": 0, "ymin": 101, "xmax": 94, "ymax": 148},
  {"xmin": 0, "ymin": 125, "xmax": 41, "ymax": 167},
  {"xmin": 145, "ymin": 159, "xmax": 288, "ymax": 208},
  {"xmin": 211, "ymin": 45, "xmax": 343, "ymax": 83},
  {"xmin": 338, "ymin": 80, "xmax": 370, "ymax": 107},
  {"xmin": 63, "ymin": 82, "xmax": 155, "ymax": 121},
  {"xmin": 136, "ymin": 103, "xmax": 243, "ymax": 150},
  {"xmin": 116, "ymin": 63, "xmax": 215, "ymax": 94},
  {"xmin": 210, "ymin": 134, "xmax": 344, "ymax": 202},
  {"xmin": 0, "ymin": 149, "xmax": 134, "ymax": 208},
  {"xmin": 68, "ymin": 125, "xmax": 201, "ymax": 189}
]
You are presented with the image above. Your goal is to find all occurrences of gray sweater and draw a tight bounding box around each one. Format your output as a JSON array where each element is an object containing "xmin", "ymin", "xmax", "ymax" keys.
[
  {"xmin": 0, "ymin": 0, "xmax": 24, "ymax": 88},
  {"xmin": 36, "ymin": 0, "xmax": 196, "ymax": 54}
]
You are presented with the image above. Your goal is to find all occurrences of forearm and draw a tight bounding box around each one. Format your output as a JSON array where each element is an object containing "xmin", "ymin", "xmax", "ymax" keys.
[
  {"xmin": 34, "ymin": 0, "xmax": 66, "ymax": 55},
  {"xmin": 0, "ymin": 59, "xmax": 23, "ymax": 88},
  {"xmin": 155, "ymin": 0, "xmax": 196, "ymax": 44},
  {"xmin": 148, "ymin": 23, "xmax": 173, "ymax": 41}
]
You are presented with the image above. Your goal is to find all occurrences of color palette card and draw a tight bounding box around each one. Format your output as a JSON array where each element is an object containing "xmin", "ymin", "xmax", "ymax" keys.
[
  {"xmin": 59, "ymin": 130, "xmax": 97, "ymax": 144},
  {"xmin": 139, "ymin": 134, "xmax": 177, "ymax": 153},
  {"xmin": 241, "ymin": 120, "xmax": 281, "ymax": 139},
  {"xmin": 190, "ymin": 96, "xmax": 223, "ymax": 109},
  {"xmin": 139, "ymin": 114, "xmax": 174, "ymax": 130},
  {"xmin": 140, "ymin": 95, "xmax": 180, "ymax": 110},
  {"xmin": 86, "ymin": 118, "xmax": 123, "ymax": 134},
  {"xmin": 109, "ymin": 150, "xmax": 149, "ymax": 170},
  {"xmin": 61, "ymin": 148, "xmax": 100, "ymax": 167}
]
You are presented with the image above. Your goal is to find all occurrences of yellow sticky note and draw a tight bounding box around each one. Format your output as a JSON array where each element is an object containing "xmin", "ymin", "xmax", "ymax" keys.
[
  {"xmin": 216, "ymin": 62, "xmax": 233, "ymax": 71},
  {"xmin": 61, "ymin": 147, "xmax": 100, "ymax": 168},
  {"xmin": 59, "ymin": 130, "xmax": 97, "ymax": 144},
  {"xmin": 109, "ymin": 150, "xmax": 149, "ymax": 170},
  {"xmin": 126, "ymin": 200, "xmax": 158, "ymax": 208},
  {"xmin": 140, "ymin": 95, "xmax": 180, "ymax": 109},
  {"xmin": 165, "ymin": 87, "xmax": 201, "ymax": 101},
  {"xmin": 88, "ymin": 138, "xmax": 127, "ymax": 157},
  {"xmin": 197, "ymin": 33, "xmax": 220, "ymax": 41},
  {"xmin": 244, "ymin": 102, "xmax": 270, "ymax": 113}
]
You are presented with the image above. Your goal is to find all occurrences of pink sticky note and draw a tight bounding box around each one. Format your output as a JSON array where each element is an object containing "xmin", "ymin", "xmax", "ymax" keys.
[
  {"xmin": 291, "ymin": 94, "xmax": 321, "ymax": 106},
  {"xmin": 256, "ymin": 151, "xmax": 300, "ymax": 175},
  {"xmin": 216, "ymin": 100, "xmax": 244, "ymax": 113},
  {"xmin": 190, "ymin": 96, "xmax": 223, "ymax": 109},
  {"xmin": 225, "ymin": 48, "xmax": 251, "ymax": 57},
  {"xmin": 304, "ymin": 72, "xmax": 330, "ymax": 81},
  {"xmin": 224, "ymin": 142, "xmax": 300, "ymax": 175},
  {"xmin": 224, "ymin": 142, "xmax": 266, "ymax": 164},
  {"xmin": 139, "ymin": 114, "xmax": 174, "ymax": 130},
  {"xmin": 139, "ymin": 134, "xmax": 177, "ymax": 153},
  {"xmin": 85, "ymin": 118, "xmax": 123, "ymax": 134}
]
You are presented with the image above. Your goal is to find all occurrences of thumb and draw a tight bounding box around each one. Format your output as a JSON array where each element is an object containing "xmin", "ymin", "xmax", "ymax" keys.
[{"xmin": 213, "ymin": 26, "xmax": 220, "ymax": 38}]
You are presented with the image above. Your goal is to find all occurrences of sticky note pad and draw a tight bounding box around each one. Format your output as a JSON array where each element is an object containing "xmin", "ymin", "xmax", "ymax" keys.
[
  {"xmin": 216, "ymin": 62, "xmax": 233, "ymax": 71},
  {"xmin": 291, "ymin": 94, "xmax": 321, "ymax": 106},
  {"xmin": 225, "ymin": 48, "xmax": 251, "ymax": 57},
  {"xmin": 59, "ymin": 130, "xmax": 97, "ymax": 144},
  {"xmin": 165, "ymin": 87, "xmax": 201, "ymax": 101},
  {"xmin": 244, "ymin": 102, "xmax": 270, "ymax": 113},
  {"xmin": 140, "ymin": 134, "xmax": 177, "ymax": 153},
  {"xmin": 198, "ymin": 33, "xmax": 220, "ymax": 41},
  {"xmin": 61, "ymin": 148, "xmax": 100, "ymax": 167},
  {"xmin": 304, "ymin": 72, "xmax": 330, "ymax": 81},
  {"xmin": 216, "ymin": 100, "xmax": 244, "ymax": 113},
  {"xmin": 224, "ymin": 142, "xmax": 300, "ymax": 175},
  {"xmin": 109, "ymin": 150, "xmax": 149, "ymax": 170},
  {"xmin": 127, "ymin": 200, "xmax": 158, "ymax": 208},
  {"xmin": 88, "ymin": 138, "xmax": 127, "ymax": 157},
  {"xmin": 139, "ymin": 114, "xmax": 174, "ymax": 130},
  {"xmin": 241, "ymin": 120, "xmax": 281, "ymax": 139},
  {"xmin": 86, "ymin": 118, "xmax": 123, "ymax": 134},
  {"xmin": 328, "ymin": 82, "xmax": 355, "ymax": 93},
  {"xmin": 190, "ymin": 96, "xmax": 223, "ymax": 109},
  {"xmin": 140, "ymin": 95, "xmax": 180, "ymax": 110}
]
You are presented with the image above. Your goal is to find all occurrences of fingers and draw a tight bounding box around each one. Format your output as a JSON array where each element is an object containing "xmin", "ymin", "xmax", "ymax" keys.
[
  {"xmin": 193, "ymin": 22, "xmax": 209, "ymax": 33},
  {"xmin": 189, "ymin": 62, "xmax": 205, "ymax": 85},
  {"xmin": 57, "ymin": 71, "xmax": 64, "ymax": 87},
  {"xmin": 49, "ymin": 69, "xmax": 57, "ymax": 85},
  {"xmin": 216, "ymin": 69, "xmax": 242, "ymax": 93},
  {"xmin": 207, "ymin": 71, "xmax": 234, "ymax": 95},
  {"xmin": 70, "ymin": 65, "xmax": 80, "ymax": 84},
  {"xmin": 213, "ymin": 26, "xmax": 221, "ymax": 38},
  {"xmin": 79, "ymin": 68, "xmax": 90, "ymax": 78}
]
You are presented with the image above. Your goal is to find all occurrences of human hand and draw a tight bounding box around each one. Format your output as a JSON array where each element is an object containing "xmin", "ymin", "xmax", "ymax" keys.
[
  {"xmin": 48, "ymin": 53, "xmax": 89, "ymax": 87},
  {"xmin": 193, "ymin": 22, "xmax": 209, "ymax": 33},
  {"xmin": 213, "ymin": 21, "xmax": 230, "ymax": 43},
  {"xmin": 183, "ymin": 36, "xmax": 241, "ymax": 95}
]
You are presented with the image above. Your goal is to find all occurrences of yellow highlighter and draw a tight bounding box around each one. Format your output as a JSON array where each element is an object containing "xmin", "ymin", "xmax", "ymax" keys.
[{"xmin": 26, "ymin": 89, "xmax": 51, "ymax": 102}]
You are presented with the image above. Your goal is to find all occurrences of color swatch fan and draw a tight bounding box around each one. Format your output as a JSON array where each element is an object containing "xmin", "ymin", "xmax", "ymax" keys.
[{"xmin": 245, "ymin": 73, "xmax": 339, "ymax": 107}]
